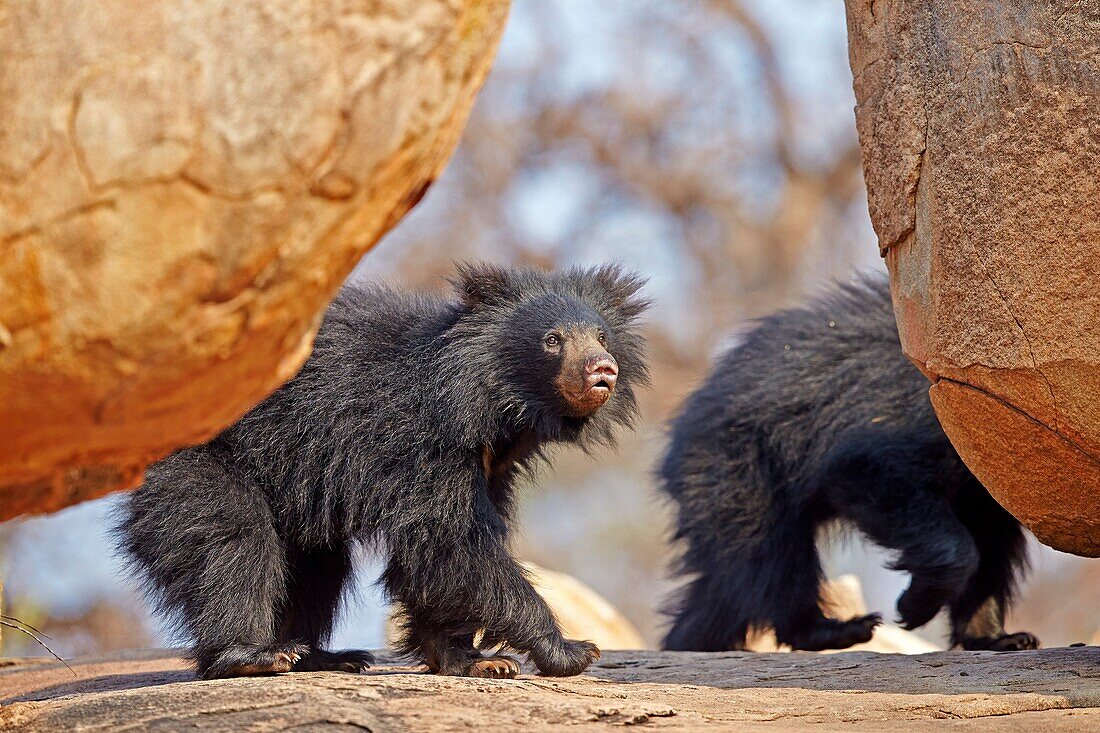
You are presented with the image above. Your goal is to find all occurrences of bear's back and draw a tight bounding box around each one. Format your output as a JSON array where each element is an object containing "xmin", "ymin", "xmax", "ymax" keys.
[
  {"xmin": 208, "ymin": 284, "xmax": 466, "ymax": 538},
  {"xmin": 664, "ymin": 276, "xmax": 942, "ymax": 496}
]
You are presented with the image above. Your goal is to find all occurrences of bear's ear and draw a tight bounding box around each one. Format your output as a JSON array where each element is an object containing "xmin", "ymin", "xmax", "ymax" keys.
[{"xmin": 451, "ymin": 262, "xmax": 519, "ymax": 309}]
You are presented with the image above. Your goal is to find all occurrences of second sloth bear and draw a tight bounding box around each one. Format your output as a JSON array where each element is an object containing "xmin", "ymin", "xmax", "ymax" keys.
[
  {"xmin": 661, "ymin": 276, "xmax": 1038, "ymax": 653},
  {"xmin": 117, "ymin": 264, "xmax": 649, "ymax": 680}
]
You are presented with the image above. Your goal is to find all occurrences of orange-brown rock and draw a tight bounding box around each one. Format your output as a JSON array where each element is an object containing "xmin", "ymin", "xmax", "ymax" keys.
[
  {"xmin": 845, "ymin": 1, "xmax": 1100, "ymax": 555},
  {"xmin": 0, "ymin": 0, "xmax": 510, "ymax": 520}
]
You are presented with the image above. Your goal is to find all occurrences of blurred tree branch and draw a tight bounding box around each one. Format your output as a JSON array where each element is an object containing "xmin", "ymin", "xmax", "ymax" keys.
[{"xmin": 373, "ymin": 1, "xmax": 868, "ymax": 375}]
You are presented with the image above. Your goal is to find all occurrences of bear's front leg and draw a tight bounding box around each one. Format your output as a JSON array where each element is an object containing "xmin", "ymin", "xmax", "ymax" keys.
[
  {"xmin": 468, "ymin": 541, "xmax": 601, "ymax": 677},
  {"xmin": 384, "ymin": 491, "xmax": 600, "ymax": 678}
]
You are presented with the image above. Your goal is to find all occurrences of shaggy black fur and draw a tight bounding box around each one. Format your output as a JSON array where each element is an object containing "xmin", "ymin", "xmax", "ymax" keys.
[
  {"xmin": 660, "ymin": 276, "xmax": 1036, "ymax": 653},
  {"xmin": 116, "ymin": 263, "xmax": 649, "ymax": 679}
]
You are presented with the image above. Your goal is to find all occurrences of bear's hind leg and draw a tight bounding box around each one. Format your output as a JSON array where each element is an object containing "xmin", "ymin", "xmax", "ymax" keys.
[
  {"xmin": 662, "ymin": 571, "xmax": 752, "ymax": 651},
  {"xmin": 949, "ymin": 488, "xmax": 1038, "ymax": 651},
  {"xmin": 187, "ymin": 505, "xmax": 296, "ymax": 678},
  {"xmin": 279, "ymin": 543, "xmax": 373, "ymax": 673},
  {"xmin": 119, "ymin": 451, "xmax": 294, "ymax": 679},
  {"xmin": 187, "ymin": 512, "xmax": 297, "ymax": 679},
  {"xmin": 782, "ymin": 614, "xmax": 883, "ymax": 652},
  {"xmin": 665, "ymin": 510, "xmax": 879, "ymax": 653},
  {"xmin": 767, "ymin": 528, "xmax": 881, "ymax": 652},
  {"xmin": 203, "ymin": 641, "xmax": 309, "ymax": 677},
  {"xmin": 952, "ymin": 597, "xmax": 1038, "ymax": 651}
]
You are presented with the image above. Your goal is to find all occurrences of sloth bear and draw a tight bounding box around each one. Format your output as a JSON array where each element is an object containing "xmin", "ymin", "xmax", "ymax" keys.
[
  {"xmin": 660, "ymin": 276, "xmax": 1037, "ymax": 653},
  {"xmin": 116, "ymin": 263, "xmax": 649, "ymax": 680}
]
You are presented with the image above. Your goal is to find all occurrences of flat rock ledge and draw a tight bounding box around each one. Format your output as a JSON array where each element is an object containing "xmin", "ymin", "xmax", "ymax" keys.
[{"xmin": 1, "ymin": 648, "xmax": 1097, "ymax": 731}]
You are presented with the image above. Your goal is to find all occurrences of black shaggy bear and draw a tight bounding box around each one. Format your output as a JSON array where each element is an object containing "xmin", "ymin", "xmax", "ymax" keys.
[
  {"xmin": 116, "ymin": 263, "xmax": 649, "ymax": 680},
  {"xmin": 660, "ymin": 275, "xmax": 1037, "ymax": 654}
]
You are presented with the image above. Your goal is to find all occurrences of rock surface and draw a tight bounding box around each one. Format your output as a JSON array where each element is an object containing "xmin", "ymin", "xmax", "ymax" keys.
[
  {"xmin": 844, "ymin": 1, "xmax": 1100, "ymax": 555},
  {"xmin": 0, "ymin": 0, "xmax": 509, "ymax": 520},
  {"xmin": 1, "ymin": 648, "xmax": 1097, "ymax": 731}
]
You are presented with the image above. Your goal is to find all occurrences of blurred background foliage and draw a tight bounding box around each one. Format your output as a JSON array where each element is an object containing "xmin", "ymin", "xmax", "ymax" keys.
[{"xmin": 2, "ymin": 0, "xmax": 1095, "ymax": 657}]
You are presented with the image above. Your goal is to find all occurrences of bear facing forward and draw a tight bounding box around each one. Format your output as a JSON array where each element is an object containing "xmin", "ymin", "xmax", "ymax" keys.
[{"xmin": 116, "ymin": 263, "xmax": 649, "ymax": 680}]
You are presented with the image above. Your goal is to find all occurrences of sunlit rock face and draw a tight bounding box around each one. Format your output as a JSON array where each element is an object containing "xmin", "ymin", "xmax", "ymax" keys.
[
  {"xmin": 0, "ymin": 0, "xmax": 510, "ymax": 519},
  {"xmin": 845, "ymin": 0, "xmax": 1100, "ymax": 556}
]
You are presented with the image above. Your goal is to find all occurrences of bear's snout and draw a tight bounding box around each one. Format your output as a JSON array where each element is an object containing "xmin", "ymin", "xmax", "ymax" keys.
[
  {"xmin": 555, "ymin": 347, "xmax": 619, "ymax": 417},
  {"xmin": 584, "ymin": 354, "xmax": 618, "ymax": 393}
]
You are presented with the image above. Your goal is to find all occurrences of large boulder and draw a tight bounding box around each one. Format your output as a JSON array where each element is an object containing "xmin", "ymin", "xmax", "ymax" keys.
[
  {"xmin": 0, "ymin": 0, "xmax": 509, "ymax": 519},
  {"xmin": 845, "ymin": 1, "xmax": 1100, "ymax": 555}
]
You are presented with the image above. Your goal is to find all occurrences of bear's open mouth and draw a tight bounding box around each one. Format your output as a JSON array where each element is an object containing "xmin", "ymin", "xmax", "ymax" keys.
[{"xmin": 591, "ymin": 379, "xmax": 612, "ymax": 392}]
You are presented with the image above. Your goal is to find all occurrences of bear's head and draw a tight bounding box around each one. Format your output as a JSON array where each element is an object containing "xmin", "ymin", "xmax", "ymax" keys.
[{"xmin": 449, "ymin": 263, "xmax": 650, "ymax": 440}]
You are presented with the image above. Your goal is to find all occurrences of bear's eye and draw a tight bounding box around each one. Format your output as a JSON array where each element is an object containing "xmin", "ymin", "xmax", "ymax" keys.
[
  {"xmin": 597, "ymin": 330, "xmax": 608, "ymax": 345},
  {"xmin": 544, "ymin": 333, "xmax": 561, "ymax": 348}
]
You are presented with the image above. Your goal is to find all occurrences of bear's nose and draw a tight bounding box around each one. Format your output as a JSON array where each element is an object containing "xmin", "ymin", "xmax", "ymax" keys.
[
  {"xmin": 585, "ymin": 354, "xmax": 618, "ymax": 392},
  {"xmin": 585, "ymin": 354, "xmax": 618, "ymax": 376}
]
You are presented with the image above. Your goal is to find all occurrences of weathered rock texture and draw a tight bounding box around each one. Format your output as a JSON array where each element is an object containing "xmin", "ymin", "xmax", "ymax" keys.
[
  {"xmin": 0, "ymin": 0, "xmax": 509, "ymax": 520},
  {"xmin": 845, "ymin": 1, "xmax": 1100, "ymax": 555},
  {"xmin": 1, "ymin": 648, "xmax": 1098, "ymax": 731}
]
